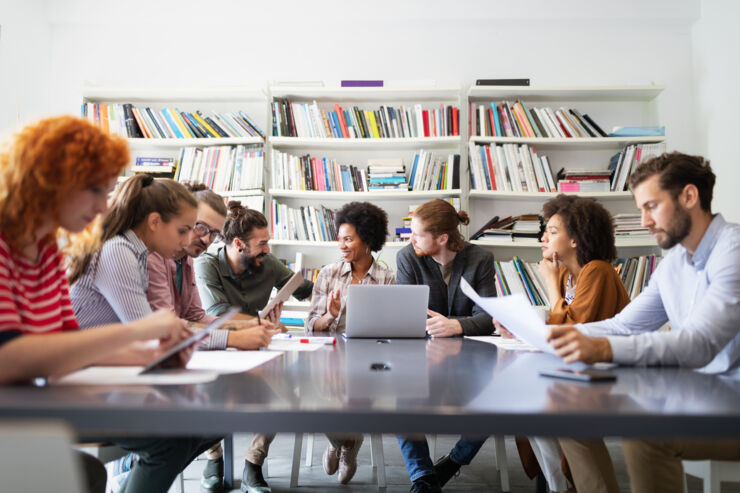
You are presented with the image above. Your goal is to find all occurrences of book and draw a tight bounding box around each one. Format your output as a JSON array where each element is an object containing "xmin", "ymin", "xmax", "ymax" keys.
[
  {"xmin": 134, "ymin": 157, "xmax": 174, "ymax": 173},
  {"xmin": 608, "ymin": 126, "xmax": 665, "ymax": 137},
  {"xmin": 341, "ymin": 80, "xmax": 383, "ymax": 87},
  {"xmin": 475, "ymin": 79, "xmax": 530, "ymax": 86}
]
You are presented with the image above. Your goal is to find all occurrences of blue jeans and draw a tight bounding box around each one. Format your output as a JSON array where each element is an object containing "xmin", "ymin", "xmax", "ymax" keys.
[{"xmin": 396, "ymin": 436, "xmax": 486, "ymax": 482}]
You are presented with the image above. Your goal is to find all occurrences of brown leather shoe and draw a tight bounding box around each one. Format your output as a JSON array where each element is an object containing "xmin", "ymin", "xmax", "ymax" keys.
[
  {"xmin": 337, "ymin": 436, "xmax": 364, "ymax": 484},
  {"xmin": 322, "ymin": 444, "xmax": 340, "ymax": 475}
]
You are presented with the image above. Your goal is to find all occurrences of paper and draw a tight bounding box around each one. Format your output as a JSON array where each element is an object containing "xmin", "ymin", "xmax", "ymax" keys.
[
  {"xmin": 186, "ymin": 350, "xmax": 281, "ymax": 374},
  {"xmin": 266, "ymin": 340, "xmax": 325, "ymax": 352},
  {"xmin": 460, "ymin": 278, "xmax": 556, "ymax": 355},
  {"xmin": 259, "ymin": 271, "xmax": 304, "ymax": 318},
  {"xmin": 54, "ymin": 367, "xmax": 218, "ymax": 386},
  {"xmin": 466, "ymin": 336, "xmax": 541, "ymax": 352}
]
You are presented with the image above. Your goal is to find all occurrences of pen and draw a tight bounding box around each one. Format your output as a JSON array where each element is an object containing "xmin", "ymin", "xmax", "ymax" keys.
[
  {"xmin": 257, "ymin": 312, "xmax": 261, "ymax": 326},
  {"xmin": 299, "ymin": 337, "xmax": 337, "ymax": 345}
]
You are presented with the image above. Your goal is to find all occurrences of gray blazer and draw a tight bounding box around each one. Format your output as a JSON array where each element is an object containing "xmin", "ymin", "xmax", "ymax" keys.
[{"xmin": 396, "ymin": 242, "xmax": 496, "ymax": 336}]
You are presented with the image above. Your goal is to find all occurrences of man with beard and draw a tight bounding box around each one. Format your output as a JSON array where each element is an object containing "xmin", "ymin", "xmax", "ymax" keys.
[
  {"xmin": 395, "ymin": 199, "xmax": 495, "ymax": 493},
  {"xmin": 546, "ymin": 152, "xmax": 740, "ymax": 493},
  {"xmin": 194, "ymin": 200, "xmax": 313, "ymax": 493}
]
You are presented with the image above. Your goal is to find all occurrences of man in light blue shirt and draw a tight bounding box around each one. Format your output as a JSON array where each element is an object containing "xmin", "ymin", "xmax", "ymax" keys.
[{"xmin": 547, "ymin": 152, "xmax": 740, "ymax": 493}]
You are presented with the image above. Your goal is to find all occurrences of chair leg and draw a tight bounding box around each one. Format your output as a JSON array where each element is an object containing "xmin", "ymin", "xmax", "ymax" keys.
[
  {"xmin": 305, "ymin": 433, "xmax": 314, "ymax": 467},
  {"xmin": 708, "ymin": 460, "xmax": 720, "ymax": 493},
  {"xmin": 290, "ymin": 433, "xmax": 303, "ymax": 488},
  {"xmin": 178, "ymin": 472, "xmax": 185, "ymax": 493},
  {"xmin": 370, "ymin": 434, "xmax": 386, "ymax": 490},
  {"xmin": 428, "ymin": 434, "xmax": 437, "ymax": 459},
  {"xmin": 224, "ymin": 435, "xmax": 234, "ymax": 490},
  {"xmin": 494, "ymin": 436, "xmax": 510, "ymax": 492}
]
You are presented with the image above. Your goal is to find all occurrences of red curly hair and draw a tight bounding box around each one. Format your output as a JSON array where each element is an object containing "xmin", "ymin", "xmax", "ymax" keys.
[{"xmin": 0, "ymin": 116, "xmax": 129, "ymax": 251}]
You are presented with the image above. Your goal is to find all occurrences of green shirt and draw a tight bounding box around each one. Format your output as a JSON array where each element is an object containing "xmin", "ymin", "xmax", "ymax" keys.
[{"xmin": 193, "ymin": 245, "xmax": 313, "ymax": 317}]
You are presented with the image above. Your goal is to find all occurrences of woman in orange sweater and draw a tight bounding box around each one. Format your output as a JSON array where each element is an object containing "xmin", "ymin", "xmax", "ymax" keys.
[{"xmin": 499, "ymin": 194, "xmax": 630, "ymax": 493}]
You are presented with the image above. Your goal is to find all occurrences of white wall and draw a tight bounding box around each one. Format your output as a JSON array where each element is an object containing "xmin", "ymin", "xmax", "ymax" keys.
[{"xmin": 692, "ymin": 0, "xmax": 740, "ymax": 222}]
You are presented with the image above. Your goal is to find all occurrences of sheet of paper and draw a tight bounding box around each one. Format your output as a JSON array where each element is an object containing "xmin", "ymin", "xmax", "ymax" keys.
[
  {"xmin": 186, "ymin": 350, "xmax": 281, "ymax": 374},
  {"xmin": 266, "ymin": 340, "xmax": 325, "ymax": 352},
  {"xmin": 466, "ymin": 335, "xmax": 541, "ymax": 352},
  {"xmin": 460, "ymin": 277, "xmax": 556, "ymax": 355},
  {"xmin": 53, "ymin": 367, "xmax": 219, "ymax": 386}
]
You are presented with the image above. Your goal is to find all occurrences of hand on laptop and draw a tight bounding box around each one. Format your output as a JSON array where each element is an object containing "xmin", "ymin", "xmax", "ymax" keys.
[{"xmin": 426, "ymin": 309, "xmax": 463, "ymax": 338}]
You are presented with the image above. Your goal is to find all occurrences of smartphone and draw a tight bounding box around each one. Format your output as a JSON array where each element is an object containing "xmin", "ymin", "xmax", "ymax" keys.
[{"xmin": 539, "ymin": 368, "xmax": 617, "ymax": 382}]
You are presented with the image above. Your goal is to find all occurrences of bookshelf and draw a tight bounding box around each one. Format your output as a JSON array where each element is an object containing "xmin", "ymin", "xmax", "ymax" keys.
[
  {"xmin": 81, "ymin": 86, "xmax": 268, "ymax": 212},
  {"xmin": 265, "ymin": 85, "xmax": 464, "ymax": 272},
  {"xmin": 466, "ymin": 84, "xmax": 666, "ymax": 262}
]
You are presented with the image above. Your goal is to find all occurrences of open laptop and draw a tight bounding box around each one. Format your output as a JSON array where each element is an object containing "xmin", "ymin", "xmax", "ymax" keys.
[{"xmin": 344, "ymin": 284, "xmax": 429, "ymax": 338}]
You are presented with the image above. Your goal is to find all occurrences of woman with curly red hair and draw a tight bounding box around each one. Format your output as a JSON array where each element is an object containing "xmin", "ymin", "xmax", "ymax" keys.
[{"xmin": 0, "ymin": 116, "xmax": 218, "ymax": 493}]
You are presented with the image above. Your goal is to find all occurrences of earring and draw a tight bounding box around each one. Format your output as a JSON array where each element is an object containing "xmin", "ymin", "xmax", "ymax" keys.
[{"xmin": 238, "ymin": 248, "xmax": 243, "ymax": 253}]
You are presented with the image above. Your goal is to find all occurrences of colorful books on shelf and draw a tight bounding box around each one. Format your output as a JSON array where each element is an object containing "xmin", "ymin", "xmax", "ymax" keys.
[
  {"xmin": 408, "ymin": 151, "xmax": 459, "ymax": 191},
  {"xmin": 367, "ymin": 158, "xmax": 408, "ymax": 191},
  {"xmin": 271, "ymin": 149, "xmax": 371, "ymax": 192},
  {"xmin": 174, "ymin": 144, "xmax": 264, "ymax": 192},
  {"xmin": 271, "ymin": 99, "xmax": 459, "ymax": 138},
  {"xmin": 473, "ymin": 215, "xmax": 543, "ymax": 241},
  {"xmin": 468, "ymin": 142, "xmax": 555, "ymax": 192},
  {"xmin": 133, "ymin": 157, "xmax": 175, "ymax": 174},
  {"xmin": 608, "ymin": 142, "xmax": 666, "ymax": 191},
  {"xmin": 557, "ymin": 169, "xmax": 612, "ymax": 193},
  {"xmin": 615, "ymin": 254, "xmax": 661, "ymax": 299},
  {"xmin": 270, "ymin": 200, "xmax": 338, "ymax": 242},
  {"xmin": 82, "ymin": 103, "xmax": 264, "ymax": 139},
  {"xmin": 469, "ymin": 100, "xmax": 608, "ymax": 138}
]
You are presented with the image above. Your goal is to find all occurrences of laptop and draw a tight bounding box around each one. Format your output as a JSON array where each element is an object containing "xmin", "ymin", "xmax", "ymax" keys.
[{"xmin": 344, "ymin": 284, "xmax": 429, "ymax": 338}]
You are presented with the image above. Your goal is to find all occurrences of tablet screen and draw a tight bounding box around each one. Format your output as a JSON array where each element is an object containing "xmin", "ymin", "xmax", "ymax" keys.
[{"xmin": 140, "ymin": 307, "xmax": 240, "ymax": 374}]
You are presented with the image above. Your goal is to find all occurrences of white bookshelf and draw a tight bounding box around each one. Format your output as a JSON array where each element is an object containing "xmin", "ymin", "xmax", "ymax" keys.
[
  {"xmin": 127, "ymin": 137, "xmax": 263, "ymax": 149},
  {"xmin": 469, "ymin": 136, "xmax": 665, "ymax": 149},
  {"xmin": 467, "ymin": 85, "xmax": 665, "ymax": 102},
  {"xmin": 471, "ymin": 237, "xmax": 657, "ymax": 248},
  {"xmin": 269, "ymin": 189, "xmax": 460, "ymax": 200},
  {"xmin": 270, "ymin": 136, "xmax": 460, "ymax": 150},
  {"xmin": 468, "ymin": 190, "xmax": 633, "ymax": 201}
]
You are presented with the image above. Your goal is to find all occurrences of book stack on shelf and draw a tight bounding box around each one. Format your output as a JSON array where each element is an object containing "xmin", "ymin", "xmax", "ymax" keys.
[
  {"xmin": 615, "ymin": 254, "xmax": 660, "ymax": 299},
  {"xmin": 469, "ymin": 100, "xmax": 607, "ymax": 138},
  {"xmin": 175, "ymin": 145, "xmax": 264, "ymax": 192},
  {"xmin": 471, "ymin": 215, "xmax": 543, "ymax": 241},
  {"xmin": 469, "ymin": 142, "xmax": 555, "ymax": 192},
  {"xmin": 133, "ymin": 157, "xmax": 175, "ymax": 178},
  {"xmin": 557, "ymin": 169, "xmax": 612, "ymax": 193},
  {"xmin": 271, "ymin": 149, "xmax": 370, "ymax": 192},
  {"xmin": 609, "ymin": 142, "xmax": 667, "ymax": 191},
  {"xmin": 82, "ymin": 103, "xmax": 264, "ymax": 139},
  {"xmin": 271, "ymin": 99, "xmax": 459, "ymax": 138},
  {"xmin": 270, "ymin": 200, "xmax": 338, "ymax": 242},
  {"xmin": 394, "ymin": 206, "xmax": 415, "ymax": 242},
  {"xmin": 409, "ymin": 151, "xmax": 460, "ymax": 190},
  {"xmin": 367, "ymin": 158, "xmax": 408, "ymax": 191},
  {"xmin": 613, "ymin": 213, "xmax": 651, "ymax": 239}
]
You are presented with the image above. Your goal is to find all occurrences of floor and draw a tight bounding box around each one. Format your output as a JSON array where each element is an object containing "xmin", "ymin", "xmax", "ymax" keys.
[{"xmin": 169, "ymin": 434, "xmax": 739, "ymax": 493}]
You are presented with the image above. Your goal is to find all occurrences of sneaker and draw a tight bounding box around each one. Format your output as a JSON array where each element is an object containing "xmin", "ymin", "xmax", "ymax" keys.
[
  {"xmin": 200, "ymin": 457, "xmax": 224, "ymax": 493},
  {"xmin": 433, "ymin": 454, "xmax": 461, "ymax": 487},
  {"xmin": 409, "ymin": 474, "xmax": 442, "ymax": 493},
  {"xmin": 322, "ymin": 444, "xmax": 340, "ymax": 475},
  {"xmin": 240, "ymin": 460, "xmax": 271, "ymax": 493},
  {"xmin": 337, "ymin": 436, "xmax": 364, "ymax": 484}
]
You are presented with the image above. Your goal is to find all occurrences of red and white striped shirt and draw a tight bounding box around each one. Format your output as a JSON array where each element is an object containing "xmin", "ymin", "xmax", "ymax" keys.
[{"xmin": 0, "ymin": 234, "xmax": 79, "ymax": 337}]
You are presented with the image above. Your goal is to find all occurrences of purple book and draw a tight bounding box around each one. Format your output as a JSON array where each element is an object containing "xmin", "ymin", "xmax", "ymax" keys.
[{"xmin": 341, "ymin": 80, "xmax": 383, "ymax": 87}]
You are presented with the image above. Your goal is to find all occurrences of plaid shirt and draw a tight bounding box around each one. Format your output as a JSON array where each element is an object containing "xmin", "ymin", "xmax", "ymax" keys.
[{"xmin": 306, "ymin": 259, "xmax": 395, "ymax": 333}]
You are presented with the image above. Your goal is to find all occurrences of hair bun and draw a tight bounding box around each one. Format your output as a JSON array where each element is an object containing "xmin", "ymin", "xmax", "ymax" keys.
[
  {"xmin": 457, "ymin": 210, "xmax": 470, "ymax": 226},
  {"xmin": 183, "ymin": 181, "xmax": 207, "ymax": 193},
  {"xmin": 227, "ymin": 200, "xmax": 245, "ymax": 218}
]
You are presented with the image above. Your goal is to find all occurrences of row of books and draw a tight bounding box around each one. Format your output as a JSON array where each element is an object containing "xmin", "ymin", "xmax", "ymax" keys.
[
  {"xmin": 613, "ymin": 213, "xmax": 650, "ymax": 238},
  {"xmin": 469, "ymin": 101, "xmax": 608, "ymax": 139},
  {"xmin": 557, "ymin": 169, "xmax": 612, "ymax": 193},
  {"xmin": 174, "ymin": 145, "xmax": 264, "ymax": 192},
  {"xmin": 494, "ymin": 254, "xmax": 661, "ymax": 307},
  {"xmin": 409, "ymin": 151, "xmax": 460, "ymax": 191},
  {"xmin": 271, "ymin": 99, "xmax": 459, "ymax": 138},
  {"xmin": 270, "ymin": 200, "xmax": 338, "ymax": 242},
  {"xmin": 82, "ymin": 103, "xmax": 264, "ymax": 139},
  {"xmin": 271, "ymin": 150, "xmax": 376, "ymax": 192},
  {"xmin": 469, "ymin": 142, "xmax": 555, "ymax": 192},
  {"xmin": 608, "ymin": 142, "xmax": 666, "ymax": 191},
  {"xmin": 471, "ymin": 215, "xmax": 543, "ymax": 241}
]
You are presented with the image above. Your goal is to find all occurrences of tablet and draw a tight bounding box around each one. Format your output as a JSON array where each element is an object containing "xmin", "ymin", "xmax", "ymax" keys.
[
  {"xmin": 259, "ymin": 271, "xmax": 304, "ymax": 318},
  {"xmin": 140, "ymin": 307, "xmax": 240, "ymax": 374}
]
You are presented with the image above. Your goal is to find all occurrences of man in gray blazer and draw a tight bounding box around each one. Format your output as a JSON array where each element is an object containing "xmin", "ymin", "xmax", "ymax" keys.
[{"xmin": 395, "ymin": 199, "xmax": 496, "ymax": 493}]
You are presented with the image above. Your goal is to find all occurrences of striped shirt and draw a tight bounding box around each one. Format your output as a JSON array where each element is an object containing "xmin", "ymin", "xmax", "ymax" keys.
[
  {"xmin": 0, "ymin": 234, "xmax": 78, "ymax": 343},
  {"xmin": 306, "ymin": 259, "xmax": 395, "ymax": 333},
  {"xmin": 70, "ymin": 229, "xmax": 152, "ymax": 328}
]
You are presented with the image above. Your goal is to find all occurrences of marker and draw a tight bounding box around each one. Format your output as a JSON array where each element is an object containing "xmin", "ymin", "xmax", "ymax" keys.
[{"xmin": 299, "ymin": 336, "xmax": 336, "ymax": 345}]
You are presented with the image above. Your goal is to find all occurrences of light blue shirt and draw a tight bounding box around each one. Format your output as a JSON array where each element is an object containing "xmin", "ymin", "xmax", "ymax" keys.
[{"xmin": 577, "ymin": 214, "xmax": 740, "ymax": 374}]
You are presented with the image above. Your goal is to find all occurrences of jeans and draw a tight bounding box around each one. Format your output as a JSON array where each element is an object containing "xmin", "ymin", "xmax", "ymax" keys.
[{"xmin": 396, "ymin": 436, "xmax": 486, "ymax": 482}]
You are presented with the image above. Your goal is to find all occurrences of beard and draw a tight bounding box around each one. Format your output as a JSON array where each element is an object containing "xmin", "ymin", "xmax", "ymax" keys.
[
  {"xmin": 413, "ymin": 242, "xmax": 440, "ymax": 258},
  {"xmin": 653, "ymin": 204, "xmax": 692, "ymax": 249},
  {"xmin": 241, "ymin": 251, "xmax": 267, "ymax": 274}
]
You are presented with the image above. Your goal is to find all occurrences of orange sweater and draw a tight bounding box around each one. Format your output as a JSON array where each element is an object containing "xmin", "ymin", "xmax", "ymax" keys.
[{"xmin": 546, "ymin": 260, "xmax": 630, "ymax": 325}]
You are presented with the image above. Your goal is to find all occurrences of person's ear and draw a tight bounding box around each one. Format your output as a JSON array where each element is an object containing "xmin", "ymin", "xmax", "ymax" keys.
[
  {"xmin": 147, "ymin": 212, "xmax": 162, "ymax": 231},
  {"xmin": 681, "ymin": 184, "xmax": 700, "ymax": 210},
  {"xmin": 438, "ymin": 233, "xmax": 448, "ymax": 246},
  {"xmin": 570, "ymin": 238, "xmax": 577, "ymax": 249}
]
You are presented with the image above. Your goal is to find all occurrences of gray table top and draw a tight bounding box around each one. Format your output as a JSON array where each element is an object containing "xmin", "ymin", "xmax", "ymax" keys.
[{"xmin": 2, "ymin": 336, "xmax": 740, "ymax": 438}]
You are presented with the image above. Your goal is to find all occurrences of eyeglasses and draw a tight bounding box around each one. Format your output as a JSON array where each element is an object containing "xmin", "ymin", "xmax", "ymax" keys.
[{"xmin": 193, "ymin": 222, "xmax": 223, "ymax": 242}]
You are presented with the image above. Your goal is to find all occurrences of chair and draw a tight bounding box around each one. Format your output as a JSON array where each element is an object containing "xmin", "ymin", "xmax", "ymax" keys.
[
  {"xmin": 0, "ymin": 420, "xmax": 87, "ymax": 493},
  {"xmin": 429, "ymin": 434, "xmax": 510, "ymax": 492},
  {"xmin": 683, "ymin": 459, "xmax": 740, "ymax": 493},
  {"xmin": 288, "ymin": 433, "xmax": 387, "ymax": 489}
]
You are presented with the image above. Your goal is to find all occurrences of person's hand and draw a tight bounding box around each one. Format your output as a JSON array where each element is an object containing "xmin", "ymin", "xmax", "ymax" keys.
[
  {"xmin": 547, "ymin": 325, "xmax": 613, "ymax": 364},
  {"xmin": 426, "ymin": 309, "xmax": 463, "ymax": 338},
  {"xmin": 538, "ymin": 251, "xmax": 560, "ymax": 285},
  {"xmin": 492, "ymin": 318, "xmax": 515, "ymax": 339},
  {"xmin": 229, "ymin": 317, "xmax": 275, "ymax": 331},
  {"xmin": 263, "ymin": 302, "xmax": 284, "ymax": 325},
  {"xmin": 150, "ymin": 324, "xmax": 197, "ymax": 369},
  {"xmin": 425, "ymin": 337, "xmax": 463, "ymax": 365},
  {"xmin": 227, "ymin": 325, "xmax": 279, "ymax": 350},
  {"xmin": 131, "ymin": 309, "xmax": 188, "ymax": 342},
  {"xmin": 326, "ymin": 289, "xmax": 341, "ymax": 319}
]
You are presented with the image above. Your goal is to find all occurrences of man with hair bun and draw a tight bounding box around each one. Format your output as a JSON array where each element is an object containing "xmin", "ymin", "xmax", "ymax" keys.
[
  {"xmin": 194, "ymin": 201, "xmax": 313, "ymax": 493},
  {"xmin": 395, "ymin": 198, "xmax": 496, "ymax": 493}
]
